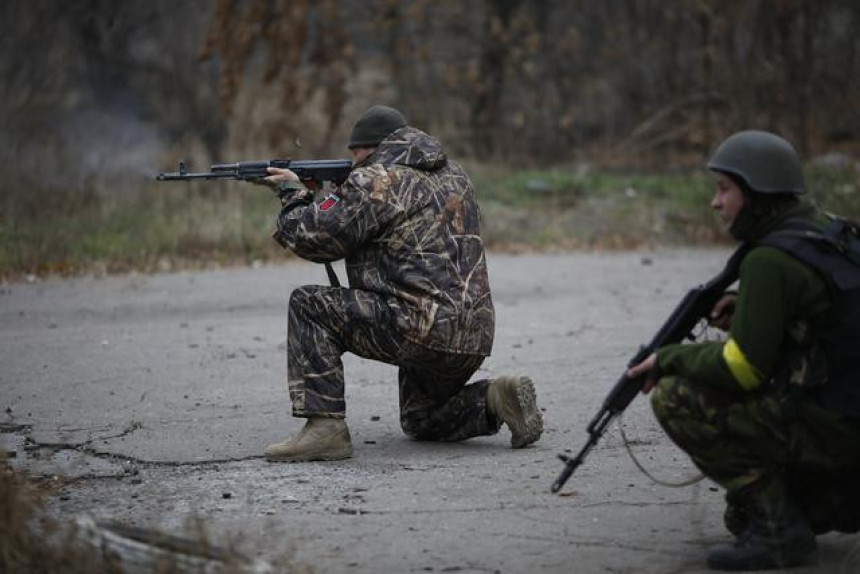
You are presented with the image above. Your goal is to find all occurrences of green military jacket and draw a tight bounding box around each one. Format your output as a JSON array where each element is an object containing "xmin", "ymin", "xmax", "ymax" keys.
[
  {"xmin": 657, "ymin": 244, "xmax": 831, "ymax": 392},
  {"xmin": 274, "ymin": 126, "xmax": 495, "ymax": 356}
]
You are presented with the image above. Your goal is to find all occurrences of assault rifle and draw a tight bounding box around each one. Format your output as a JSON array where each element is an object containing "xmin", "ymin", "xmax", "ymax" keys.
[
  {"xmin": 551, "ymin": 244, "xmax": 751, "ymax": 493},
  {"xmin": 156, "ymin": 158, "xmax": 353, "ymax": 288},
  {"xmin": 156, "ymin": 159, "xmax": 352, "ymax": 186}
]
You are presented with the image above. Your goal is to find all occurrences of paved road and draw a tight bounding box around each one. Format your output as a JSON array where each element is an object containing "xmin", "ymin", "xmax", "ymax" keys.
[{"xmin": 2, "ymin": 251, "xmax": 858, "ymax": 573}]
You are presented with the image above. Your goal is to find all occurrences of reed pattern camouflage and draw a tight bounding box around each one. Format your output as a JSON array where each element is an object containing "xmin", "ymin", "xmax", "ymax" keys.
[
  {"xmin": 274, "ymin": 126, "xmax": 494, "ymax": 355},
  {"xmin": 274, "ymin": 127, "xmax": 498, "ymax": 439},
  {"xmin": 287, "ymin": 284, "xmax": 500, "ymax": 438}
]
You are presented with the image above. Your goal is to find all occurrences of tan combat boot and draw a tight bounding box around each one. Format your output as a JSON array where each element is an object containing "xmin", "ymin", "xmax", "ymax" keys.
[
  {"xmin": 487, "ymin": 376, "xmax": 544, "ymax": 448},
  {"xmin": 264, "ymin": 418, "xmax": 353, "ymax": 462}
]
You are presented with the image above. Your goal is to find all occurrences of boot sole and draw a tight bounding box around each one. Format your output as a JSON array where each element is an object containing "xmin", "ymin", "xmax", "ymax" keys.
[
  {"xmin": 265, "ymin": 448, "xmax": 353, "ymax": 463},
  {"xmin": 707, "ymin": 537, "xmax": 818, "ymax": 570},
  {"xmin": 510, "ymin": 378, "xmax": 543, "ymax": 448}
]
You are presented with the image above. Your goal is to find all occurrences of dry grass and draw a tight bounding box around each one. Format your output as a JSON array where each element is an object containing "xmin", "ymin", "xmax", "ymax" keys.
[
  {"xmin": 1, "ymin": 454, "xmax": 307, "ymax": 573},
  {"xmin": 0, "ymin": 456, "xmax": 104, "ymax": 573}
]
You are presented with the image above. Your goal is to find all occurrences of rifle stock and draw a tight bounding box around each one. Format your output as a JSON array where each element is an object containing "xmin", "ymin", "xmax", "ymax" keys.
[{"xmin": 551, "ymin": 245, "xmax": 750, "ymax": 493}]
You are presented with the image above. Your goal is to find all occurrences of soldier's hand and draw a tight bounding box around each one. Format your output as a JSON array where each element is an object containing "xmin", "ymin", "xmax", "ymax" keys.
[
  {"xmin": 709, "ymin": 293, "xmax": 736, "ymax": 331},
  {"xmin": 627, "ymin": 353, "xmax": 659, "ymax": 394},
  {"xmin": 264, "ymin": 167, "xmax": 322, "ymax": 193},
  {"xmin": 263, "ymin": 167, "xmax": 301, "ymax": 189}
]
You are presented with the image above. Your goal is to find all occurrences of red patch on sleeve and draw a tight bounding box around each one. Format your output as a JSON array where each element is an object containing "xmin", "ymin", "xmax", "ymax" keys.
[{"xmin": 319, "ymin": 194, "xmax": 341, "ymax": 211}]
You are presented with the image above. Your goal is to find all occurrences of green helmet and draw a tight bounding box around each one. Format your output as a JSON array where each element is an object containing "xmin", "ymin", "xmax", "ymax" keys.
[{"xmin": 707, "ymin": 130, "xmax": 804, "ymax": 194}]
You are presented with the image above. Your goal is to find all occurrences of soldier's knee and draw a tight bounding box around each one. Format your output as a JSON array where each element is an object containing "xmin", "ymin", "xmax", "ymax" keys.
[
  {"xmin": 650, "ymin": 376, "xmax": 676, "ymax": 421},
  {"xmin": 289, "ymin": 285, "xmax": 314, "ymax": 308},
  {"xmin": 288, "ymin": 286, "xmax": 323, "ymax": 320}
]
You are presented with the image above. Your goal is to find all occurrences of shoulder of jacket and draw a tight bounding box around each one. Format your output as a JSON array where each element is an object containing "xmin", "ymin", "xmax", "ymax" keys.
[
  {"xmin": 744, "ymin": 244, "xmax": 803, "ymax": 270},
  {"xmin": 742, "ymin": 245, "xmax": 824, "ymax": 288},
  {"xmin": 346, "ymin": 164, "xmax": 396, "ymax": 198},
  {"xmin": 349, "ymin": 163, "xmax": 388, "ymax": 184}
]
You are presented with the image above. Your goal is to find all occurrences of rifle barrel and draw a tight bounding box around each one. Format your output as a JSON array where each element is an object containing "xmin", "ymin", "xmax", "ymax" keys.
[
  {"xmin": 551, "ymin": 429, "xmax": 601, "ymax": 493},
  {"xmin": 155, "ymin": 171, "xmax": 235, "ymax": 181}
]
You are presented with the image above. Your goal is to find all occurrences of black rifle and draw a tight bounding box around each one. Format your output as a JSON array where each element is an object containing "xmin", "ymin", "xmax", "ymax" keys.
[
  {"xmin": 156, "ymin": 158, "xmax": 353, "ymax": 288},
  {"xmin": 551, "ymin": 244, "xmax": 750, "ymax": 493},
  {"xmin": 156, "ymin": 159, "xmax": 352, "ymax": 186}
]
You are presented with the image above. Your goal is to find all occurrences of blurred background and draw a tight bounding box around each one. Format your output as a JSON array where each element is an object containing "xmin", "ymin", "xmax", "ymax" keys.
[{"xmin": 2, "ymin": 0, "xmax": 859, "ymax": 278}]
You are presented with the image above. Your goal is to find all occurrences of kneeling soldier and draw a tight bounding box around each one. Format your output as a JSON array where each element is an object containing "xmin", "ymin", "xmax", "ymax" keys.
[{"xmin": 261, "ymin": 105, "xmax": 543, "ymax": 461}]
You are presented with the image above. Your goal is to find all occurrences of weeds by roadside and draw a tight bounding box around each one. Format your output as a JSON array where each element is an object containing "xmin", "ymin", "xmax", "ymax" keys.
[
  {"xmin": 1, "ymin": 166, "xmax": 857, "ymax": 281},
  {"xmin": 1, "ymin": 455, "xmax": 105, "ymax": 573},
  {"xmin": 469, "ymin": 164, "xmax": 860, "ymax": 250},
  {"xmin": 1, "ymin": 454, "xmax": 307, "ymax": 573}
]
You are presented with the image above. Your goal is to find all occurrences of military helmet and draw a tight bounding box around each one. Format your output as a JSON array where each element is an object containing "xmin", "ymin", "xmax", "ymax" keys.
[
  {"xmin": 707, "ymin": 130, "xmax": 804, "ymax": 194},
  {"xmin": 348, "ymin": 105, "xmax": 407, "ymax": 149}
]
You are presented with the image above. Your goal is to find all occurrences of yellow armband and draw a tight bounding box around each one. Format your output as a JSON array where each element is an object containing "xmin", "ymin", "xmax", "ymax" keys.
[{"xmin": 722, "ymin": 338, "xmax": 764, "ymax": 390}]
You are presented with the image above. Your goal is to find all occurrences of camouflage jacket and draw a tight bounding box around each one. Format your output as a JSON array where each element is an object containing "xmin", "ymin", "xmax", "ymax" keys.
[{"xmin": 274, "ymin": 126, "xmax": 495, "ymax": 355}]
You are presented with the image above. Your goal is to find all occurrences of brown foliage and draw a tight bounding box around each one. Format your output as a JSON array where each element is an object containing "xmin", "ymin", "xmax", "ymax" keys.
[
  {"xmin": 3, "ymin": 0, "xmax": 860, "ymax": 209},
  {"xmin": 200, "ymin": 0, "xmax": 356, "ymax": 152}
]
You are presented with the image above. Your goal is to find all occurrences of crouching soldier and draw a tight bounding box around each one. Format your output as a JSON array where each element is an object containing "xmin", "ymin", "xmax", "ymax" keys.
[
  {"xmin": 628, "ymin": 130, "xmax": 860, "ymax": 570},
  {"xmin": 260, "ymin": 105, "xmax": 543, "ymax": 462}
]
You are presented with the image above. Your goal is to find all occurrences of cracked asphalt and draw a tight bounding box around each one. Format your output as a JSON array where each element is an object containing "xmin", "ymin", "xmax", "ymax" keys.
[{"xmin": 2, "ymin": 251, "xmax": 858, "ymax": 573}]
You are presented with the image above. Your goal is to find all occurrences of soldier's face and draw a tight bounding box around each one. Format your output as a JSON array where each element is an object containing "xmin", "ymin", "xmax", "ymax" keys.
[
  {"xmin": 350, "ymin": 146, "xmax": 376, "ymax": 166},
  {"xmin": 710, "ymin": 173, "xmax": 745, "ymax": 228}
]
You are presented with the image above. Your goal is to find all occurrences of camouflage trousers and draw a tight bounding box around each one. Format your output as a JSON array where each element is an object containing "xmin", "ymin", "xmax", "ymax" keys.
[
  {"xmin": 651, "ymin": 376, "xmax": 860, "ymax": 534},
  {"xmin": 285, "ymin": 285, "xmax": 501, "ymax": 442}
]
